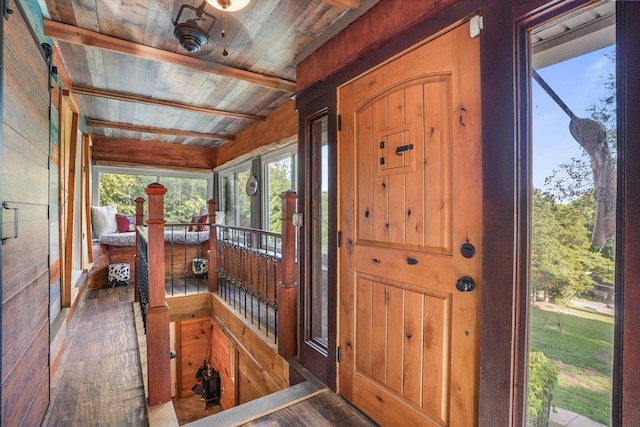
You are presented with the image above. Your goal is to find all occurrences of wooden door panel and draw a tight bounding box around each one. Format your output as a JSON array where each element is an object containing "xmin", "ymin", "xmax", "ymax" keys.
[
  {"xmin": 339, "ymin": 23, "xmax": 481, "ymax": 427},
  {"xmin": 353, "ymin": 274, "xmax": 451, "ymax": 423},
  {"xmin": 356, "ymin": 77, "xmax": 452, "ymax": 254}
]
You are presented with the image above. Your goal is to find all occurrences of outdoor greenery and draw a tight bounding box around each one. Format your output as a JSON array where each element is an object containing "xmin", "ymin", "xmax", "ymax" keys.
[
  {"xmin": 529, "ymin": 48, "xmax": 616, "ymax": 426},
  {"xmin": 531, "ymin": 190, "xmax": 614, "ymax": 304},
  {"xmin": 99, "ymin": 172, "xmax": 208, "ymax": 223},
  {"xmin": 265, "ymin": 158, "xmax": 293, "ymax": 232},
  {"xmin": 528, "ymin": 351, "xmax": 559, "ymax": 427},
  {"xmin": 530, "ymin": 306, "xmax": 613, "ymax": 425}
]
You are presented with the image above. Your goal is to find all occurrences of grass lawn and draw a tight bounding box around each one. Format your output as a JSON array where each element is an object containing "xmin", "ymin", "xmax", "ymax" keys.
[{"xmin": 530, "ymin": 304, "xmax": 614, "ymax": 426}]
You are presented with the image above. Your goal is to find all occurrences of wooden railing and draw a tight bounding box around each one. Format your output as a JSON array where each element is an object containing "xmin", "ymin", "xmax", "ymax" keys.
[{"xmin": 134, "ymin": 183, "xmax": 299, "ymax": 406}]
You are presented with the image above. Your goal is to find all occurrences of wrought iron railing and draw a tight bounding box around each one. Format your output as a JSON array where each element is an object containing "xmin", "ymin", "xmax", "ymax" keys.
[
  {"xmin": 164, "ymin": 224, "xmax": 211, "ymax": 297},
  {"xmin": 215, "ymin": 225, "xmax": 282, "ymax": 343},
  {"xmin": 137, "ymin": 226, "xmax": 149, "ymax": 330}
]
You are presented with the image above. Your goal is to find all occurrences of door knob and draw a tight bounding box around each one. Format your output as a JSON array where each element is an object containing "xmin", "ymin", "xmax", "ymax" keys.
[{"xmin": 455, "ymin": 276, "xmax": 475, "ymax": 292}]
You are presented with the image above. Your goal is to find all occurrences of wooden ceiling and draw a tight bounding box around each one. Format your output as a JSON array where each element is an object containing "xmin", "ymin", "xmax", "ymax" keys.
[{"xmin": 40, "ymin": 0, "xmax": 355, "ymax": 148}]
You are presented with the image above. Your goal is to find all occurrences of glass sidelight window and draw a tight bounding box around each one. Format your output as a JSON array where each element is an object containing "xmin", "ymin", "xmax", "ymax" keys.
[
  {"xmin": 526, "ymin": 3, "xmax": 616, "ymax": 426},
  {"xmin": 309, "ymin": 114, "xmax": 329, "ymax": 346}
]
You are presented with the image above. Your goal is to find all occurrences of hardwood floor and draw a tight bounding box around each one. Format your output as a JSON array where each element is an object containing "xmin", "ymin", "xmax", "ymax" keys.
[
  {"xmin": 241, "ymin": 391, "xmax": 377, "ymax": 427},
  {"xmin": 43, "ymin": 286, "xmax": 148, "ymax": 426},
  {"xmin": 42, "ymin": 284, "xmax": 375, "ymax": 427}
]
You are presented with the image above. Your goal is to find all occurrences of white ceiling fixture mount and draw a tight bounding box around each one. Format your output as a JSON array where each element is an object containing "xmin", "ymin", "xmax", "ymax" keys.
[{"xmin": 207, "ymin": 0, "xmax": 251, "ymax": 12}]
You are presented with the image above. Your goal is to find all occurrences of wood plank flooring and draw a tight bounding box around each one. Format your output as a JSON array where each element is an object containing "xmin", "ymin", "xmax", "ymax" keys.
[
  {"xmin": 42, "ymin": 286, "xmax": 148, "ymax": 426},
  {"xmin": 241, "ymin": 390, "xmax": 377, "ymax": 427}
]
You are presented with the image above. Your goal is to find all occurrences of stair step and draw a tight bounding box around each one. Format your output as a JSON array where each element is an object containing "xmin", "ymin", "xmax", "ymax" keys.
[{"xmin": 184, "ymin": 381, "xmax": 325, "ymax": 427}]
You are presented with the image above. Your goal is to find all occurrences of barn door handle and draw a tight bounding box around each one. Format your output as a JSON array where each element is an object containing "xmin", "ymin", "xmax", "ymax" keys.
[
  {"xmin": 455, "ymin": 276, "xmax": 475, "ymax": 292},
  {"xmin": 395, "ymin": 144, "xmax": 413, "ymax": 155},
  {"xmin": 2, "ymin": 202, "xmax": 18, "ymax": 245}
]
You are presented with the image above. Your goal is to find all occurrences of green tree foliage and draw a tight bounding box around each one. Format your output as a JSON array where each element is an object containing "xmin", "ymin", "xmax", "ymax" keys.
[
  {"xmin": 528, "ymin": 351, "xmax": 559, "ymax": 427},
  {"xmin": 531, "ymin": 190, "xmax": 614, "ymax": 303},
  {"xmin": 99, "ymin": 172, "xmax": 208, "ymax": 223},
  {"xmin": 266, "ymin": 159, "xmax": 293, "ymax": 232},
  {"xmin": 99, "ymin": 173, "xmax": 155, "ymax": 214},
  {"xmin": 532, "ymin": 49, "xmax": 616, "ymax": 302}
]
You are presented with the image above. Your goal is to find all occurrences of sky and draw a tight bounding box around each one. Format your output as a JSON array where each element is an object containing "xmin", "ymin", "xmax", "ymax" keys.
[{"xmin": 532, "ymin": 46, "xmax": 616, "ymax": 190}]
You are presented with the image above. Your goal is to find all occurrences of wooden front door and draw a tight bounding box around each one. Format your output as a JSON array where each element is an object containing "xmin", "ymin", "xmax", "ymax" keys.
[{"xmin": 338, "ymin": 23, "xmax": 482, "ymax": 426}]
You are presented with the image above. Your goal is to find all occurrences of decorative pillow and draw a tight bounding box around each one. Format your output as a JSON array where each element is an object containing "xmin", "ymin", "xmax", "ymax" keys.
[
  {"xmin": 188, "ymin": 214, "xmax": 209, "ymax": 232},
  {"xmin": 116, "ymin": 213, "xmax": 136, "ymax": 233},
  {"xmin": 91, "ymin": 205, "xmax": 118, "ymax": 237}
]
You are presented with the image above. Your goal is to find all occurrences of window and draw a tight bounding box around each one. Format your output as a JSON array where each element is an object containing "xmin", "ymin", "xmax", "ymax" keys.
[
  {"xmin": 217, "ymin": 144, "xmax": 297, "ymax": 231},
  {"xmin": 93, "ymin": 167, "xmax": 212, "ymax": 223},
  {"xmin": 219, "ymin": 163, "xmax": 252, "ymax": 227},
  {"xmin": 263, "ymin": 147, "xmax": 297, "ymax": 232},
  {"xmin": 526, "ymin": 4, "xmax": 616, "ymax": 426}
]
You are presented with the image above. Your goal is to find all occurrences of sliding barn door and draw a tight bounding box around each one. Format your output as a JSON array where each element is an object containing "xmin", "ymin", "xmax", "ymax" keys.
[
  {"xmin": 1, "ymin": 2, "xmax": 52, "ymax": 425},
  {"xmin": 338, "ymin": 23, "xmax": 482, "ymax": 426}
]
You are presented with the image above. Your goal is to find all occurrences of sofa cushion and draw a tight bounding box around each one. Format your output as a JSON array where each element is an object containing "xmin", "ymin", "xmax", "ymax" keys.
[
  {"xmin": 91, "ymin": 205, "xmax": 118, "ymax": 237},
  {"xmin": 188, "ymin": 214, "xmax": 209, "ymax": 232},
  {"xmin": 116, "ymin": 213, "xmax": 136, "ymax": 233}
]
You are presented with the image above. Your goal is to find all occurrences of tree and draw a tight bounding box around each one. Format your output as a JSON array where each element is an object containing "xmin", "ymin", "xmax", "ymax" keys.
[{"xmin": 531, "ymin": 190, "xmax": 614, "ymax": 303}]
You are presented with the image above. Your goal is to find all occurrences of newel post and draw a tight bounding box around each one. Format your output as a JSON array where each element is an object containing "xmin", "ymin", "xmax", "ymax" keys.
[
  {"xmin": 134, "ymin": 196, "xmax": 145, "ymax": 303},
  {"xmin": 144, "ymin": 183, "xmax": 171, "ymax": 406},
  {"xmin": 278, "ymin": 190, "xmax": 298, "ymax": 359},
  {"xmin": 207, "ymin": 199, "xmax": 218, "ymax": 293}
]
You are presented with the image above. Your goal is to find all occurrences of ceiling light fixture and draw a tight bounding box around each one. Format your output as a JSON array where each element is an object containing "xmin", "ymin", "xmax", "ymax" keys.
[
  {"xmin": 172, "ymin": 1, "xmax": 216, "ymax": 53},
  {"xmin": 207, "ymin": 0, "xmax": 251, "ymax": 12},
  {"xmin": 204, "ymin": 0, "xmax": 250, "ymax": 56}
]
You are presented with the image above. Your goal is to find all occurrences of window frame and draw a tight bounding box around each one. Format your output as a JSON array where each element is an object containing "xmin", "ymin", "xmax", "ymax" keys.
[
  {"xmin": 217, "ymin": 160, "xmax": 253, "ymax": 227},
  {"xmin": 92, "ymin": 166, "xmax": 213, "ymax": 220},
  {"xmin": 261, "ymin": 144, "xmax": 298, "ymax": 233}
]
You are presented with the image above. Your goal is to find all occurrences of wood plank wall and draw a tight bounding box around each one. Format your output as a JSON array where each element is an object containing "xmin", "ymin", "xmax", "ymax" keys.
[
  {"xmin": 213, "ymin": 100, "xmax": 298, "ymax": 169},
  {"xmin": 1, "ymin": 1, "xmax": 51, "ymax": 425}
]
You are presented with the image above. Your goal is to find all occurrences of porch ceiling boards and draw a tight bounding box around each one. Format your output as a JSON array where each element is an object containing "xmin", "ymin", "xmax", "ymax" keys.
[{"xmin": 41, "ymin": 0, "xmax": 347, "ymax": 148}]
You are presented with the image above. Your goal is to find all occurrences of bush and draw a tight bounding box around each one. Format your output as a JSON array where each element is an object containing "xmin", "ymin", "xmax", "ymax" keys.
[{"xmin": 528, "ymin": 351, "xmax": 559, "ymax": 427}]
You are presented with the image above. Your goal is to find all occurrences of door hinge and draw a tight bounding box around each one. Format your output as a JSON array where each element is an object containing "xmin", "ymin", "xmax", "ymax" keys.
[
  {"xmin": 337, "ymin": 230, "xmax": 342, "ymax": 248},
  {"xmin": 337, "ymin": 346, "xmax": 342, "ymax": 363},
  {"xmin": 337, "ymin": 114, "xmax": 341, "ymax": 131}
]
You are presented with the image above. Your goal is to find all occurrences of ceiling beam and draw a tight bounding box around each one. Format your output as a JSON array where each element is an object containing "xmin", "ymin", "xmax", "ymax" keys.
[
  {"xmin": 73, "ymin": 84, "xmax": 264, "ymax": 122},
  {"xmin": 92, "ymin": 136, "xmax": 216, "ymax": 170},
  {"xmin": 85, "ymin": 118, "xmax": 234, "ymax": 142},
  {"xmin": 43, "ymin": 19, "xmax": 297, "ymax": 93},
  {"xmin": 323, "ymin": 0, "xmax": 361, "ymax": 9}
]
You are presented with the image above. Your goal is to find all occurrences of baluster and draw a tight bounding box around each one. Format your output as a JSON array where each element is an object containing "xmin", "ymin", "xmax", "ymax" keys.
[
  {"xmin": 250, "ymin": 238, "xmax": 255, "ymax": 324},
  {"xmin": 236, "ymin": 230, "xmax": 242, "ymax": 311},
  {"xmin": 243, "ymin": 230, "xmax": 248, "ymax": 319},
  {"xmin": 182, "ymin": 227, "xmax": 187, "ymax": 295},
  {"xmin": 169, "ymin": 231, "xmax": 175, "ymax": 297},
  {"xmin": 264, "ymin": 240, "xmax": 270, "ymax": 337},
  {"xmin": 257, "ymin": 249, "xmax": 261, "ymax": 331},
  {"xmin": 273, "ymin": 235, "xmax": 279, "ymax": 342}
]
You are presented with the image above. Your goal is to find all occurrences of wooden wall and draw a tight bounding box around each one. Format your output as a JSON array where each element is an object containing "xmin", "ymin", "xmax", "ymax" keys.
[
  {"xmin": 167, "ymin": 293, "xmax": 290, "ymax": 408},
  {"xmin": 1, "ymin": 1, "xmax": 51, "ymax": 425},
  {"xmin": 92, "ymin": 137, "xmax": 216, "ymax": 172},
  {"xmin": 213, "ymin": 100, "xmax": 298, "ymax": 169},
  {"xmin": 177, "ymin": 318, "xmax": 212, "ymax": 397}
]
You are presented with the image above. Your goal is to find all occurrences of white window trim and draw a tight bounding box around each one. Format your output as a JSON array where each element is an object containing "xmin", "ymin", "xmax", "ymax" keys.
[{"xmin": 261, "ymin": 144, "xmax": 298, "ymax": 232}]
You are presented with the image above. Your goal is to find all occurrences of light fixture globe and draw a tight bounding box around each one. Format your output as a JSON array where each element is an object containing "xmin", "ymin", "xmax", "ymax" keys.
[
  {"xmin": 174, "ymin": 20, "xmax": 209, "ymax": 53},
  {"xmin": 207, "ymin": 0, "xmax": 250, "ymax": 12}
]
